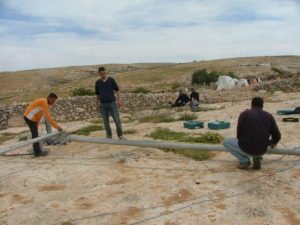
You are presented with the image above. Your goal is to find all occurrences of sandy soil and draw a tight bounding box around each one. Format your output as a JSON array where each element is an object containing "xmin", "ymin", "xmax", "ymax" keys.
[{"xmin": 0, "ymin": 92, "xmax": 300, "ymax": 225}]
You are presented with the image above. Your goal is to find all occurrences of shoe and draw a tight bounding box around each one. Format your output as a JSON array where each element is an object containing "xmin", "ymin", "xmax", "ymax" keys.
[
  {"xmin": 237, "ymin": 161, "xmax": 250, "ymax": 169},
  {"xmin": 252, "ymin": 156, "xmax": 263, "ymax": 170},
  {"xmin": 106, "ymin": 136, "xmax": 112, "ymax": 139},
  {"xmin": 34, "ymin": 149, "xmax": 49, "ymax": 157},
  {"xmin": 118, "ymin": 136, "xmax": 126, "ymax": 140}
]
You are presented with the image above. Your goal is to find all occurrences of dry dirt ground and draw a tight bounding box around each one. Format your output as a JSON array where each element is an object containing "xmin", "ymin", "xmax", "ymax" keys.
[{"xmin": 0, "ymin": 92, "xmax": 300, "ymax": 225}]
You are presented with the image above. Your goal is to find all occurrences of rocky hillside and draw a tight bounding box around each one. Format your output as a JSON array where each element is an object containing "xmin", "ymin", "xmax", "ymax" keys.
[{"xmin": 0, "ymin": 56, "xmax": 299, "ymax": 104}]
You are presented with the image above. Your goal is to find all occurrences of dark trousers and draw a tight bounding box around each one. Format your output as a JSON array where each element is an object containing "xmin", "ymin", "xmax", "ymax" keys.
[
  {"xmin": 172, "ymin": 102, "xmax": 187, "ymax": 107},
  {"xmin": 99, "ymin": 101, "xmax": 123, "ymax": 137},
  {"xmin": 24, "ymin": 117, "xmax": 41, "ymax": 155}
]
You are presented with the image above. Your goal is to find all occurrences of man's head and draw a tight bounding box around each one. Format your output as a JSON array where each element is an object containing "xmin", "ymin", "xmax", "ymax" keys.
[
  {"xmin": 98, "ymin": 66, "xmax": 107, "ymax": 80},
  {"xmin": 190, "ymin": 88, "xmax": 195, "ymax": 92},
  {"xmin": 47, "ymin": 93, "xmax": 58, "ymax": 105},
  {"xmin": 179, "ymin": 90, "xmax": 183, "ymax": 94},
  {"xmin": 251, "ymin": 97, "xmax": 264, "ymax": 109}
]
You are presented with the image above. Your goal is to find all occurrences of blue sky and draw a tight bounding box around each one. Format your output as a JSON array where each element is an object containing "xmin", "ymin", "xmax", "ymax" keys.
[{"xmin": 0, "ymin": 0, "xmax": 299, "ymax": 72}]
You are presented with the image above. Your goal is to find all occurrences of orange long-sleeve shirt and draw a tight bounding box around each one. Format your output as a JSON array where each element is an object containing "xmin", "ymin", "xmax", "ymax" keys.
[{"xmin": 23, "ymin": 98, "xmax": 59, "ymax": 129}]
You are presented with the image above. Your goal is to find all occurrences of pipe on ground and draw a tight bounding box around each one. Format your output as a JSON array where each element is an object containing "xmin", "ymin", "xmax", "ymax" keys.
[{"xmin": 67, "ymin": 135, "xmax": 300, "ymax": 156}]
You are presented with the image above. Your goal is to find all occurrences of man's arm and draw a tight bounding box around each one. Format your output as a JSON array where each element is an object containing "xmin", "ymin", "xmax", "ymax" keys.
[
  {"xmin": 236, "ymin": 112, "xmax": 244, "ymax": 139},
  {"xmin": 115, "ymin": 91, "xmax": 122, "ymax": 108},
  {"xmin": 96, "ymin": 95, "xmax": 100, "ymax": 111},
  {"xmin": 269, "ymin": 117, "xmax": 281, "ymax": 146},
  {"xmin": 42, "ymin": 104, "xmax": 61, "ymax": 130}
]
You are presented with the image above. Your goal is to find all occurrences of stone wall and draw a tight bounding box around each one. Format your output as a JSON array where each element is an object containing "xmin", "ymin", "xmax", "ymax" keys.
[{"xmin": 0, "ymin": 93, "xmax": 173, "ymax": 130}]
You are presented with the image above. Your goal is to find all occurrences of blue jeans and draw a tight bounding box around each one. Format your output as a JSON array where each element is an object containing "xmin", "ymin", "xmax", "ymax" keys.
[
  {"xmin": 191, "ymin": 100, "xmax": 199, "ymax": 112},
  {"xmin": 223, "ymin": 138, "xmax": 256, "ymax": 163},
  {"xmin": 100, "ymin": 101, "xmax": 123, "ymax": 138}
]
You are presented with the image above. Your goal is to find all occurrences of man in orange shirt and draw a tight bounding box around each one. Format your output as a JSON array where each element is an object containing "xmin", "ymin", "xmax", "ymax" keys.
[{"xmin": 23, "ymin": 93, "xmax": 62, "ymax": 157}]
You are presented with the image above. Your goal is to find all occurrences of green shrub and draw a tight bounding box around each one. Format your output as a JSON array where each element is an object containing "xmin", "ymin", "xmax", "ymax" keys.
[
  {"xmin": 192, "ymin": 69, "xmax": 219, "ymax": 85},
  {"xmin": 72, "ymin": 88, "xmax": 94, "ymax": 96},
  {"xmin": 271, "ymin": 67, "xmax": 293, "ymax": 78},
  {"xmin": 131, "ymin": 87, "xmax": 150, "ymax": 94},
  {"xmin": 226, "ymin": 71, "xmax": 239, "ymax": 79}
]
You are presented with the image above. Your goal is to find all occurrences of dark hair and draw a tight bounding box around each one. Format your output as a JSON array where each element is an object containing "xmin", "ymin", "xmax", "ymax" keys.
[
  {"xmin": 98, "ymin": 67, "xmax": 106, "ymax": 73},
  {"xmin": 251, "ymin": 97, "xmax": 263, "ymax": 108},
  {"xmin": 47, "ymin": 93, "xmax": 58, "ymax": 99}
]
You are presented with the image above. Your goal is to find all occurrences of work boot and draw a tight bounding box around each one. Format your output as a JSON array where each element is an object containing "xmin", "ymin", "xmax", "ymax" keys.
[
  {"xmin": 118, "ymin": 135, "xmax": 126, "ymax": 140},
  {"xmin": 252, "ymin": 156, "xmax": 263, "ymax": 170},
  {"xmin": 237, "ymin": 161, "xmax": 250, "ymax": 169},
  {"xmin": 106, "ymin": 135, "xmax": 112, "ymax": 139}
]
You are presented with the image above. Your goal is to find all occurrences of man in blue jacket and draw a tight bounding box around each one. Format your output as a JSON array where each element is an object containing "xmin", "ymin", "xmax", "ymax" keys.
[
  {"xmin": 95, "ymin": 67, "xmax": 124, "ymax": 139},
  {"xmin": 223, "ymin": 97, "xmax": 281, "ymax": 170}
]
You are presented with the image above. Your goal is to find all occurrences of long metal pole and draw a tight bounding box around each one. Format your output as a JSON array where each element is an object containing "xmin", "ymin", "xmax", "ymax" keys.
[
  {"xmin": 67, "ymin": 135, "xmax": 300, "ymax": 155},
  {"xmin": 0, "ymin": 131, "xmax": 62, "ymax": 155}
]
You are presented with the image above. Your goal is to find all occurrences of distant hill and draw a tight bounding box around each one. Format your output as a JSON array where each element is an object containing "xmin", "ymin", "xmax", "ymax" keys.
[{"xmin": 0, "ymin": 56, "xmax": 299, "ymax": 104}]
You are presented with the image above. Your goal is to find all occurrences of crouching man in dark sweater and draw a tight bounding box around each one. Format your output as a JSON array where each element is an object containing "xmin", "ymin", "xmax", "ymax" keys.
[
  {"xmin": 223, "ymin": 97, "xmax": 281, "ymax": 170},
  {"xmin": 95, "ymin": 67, "xmax": 125, "ymax": 139}
]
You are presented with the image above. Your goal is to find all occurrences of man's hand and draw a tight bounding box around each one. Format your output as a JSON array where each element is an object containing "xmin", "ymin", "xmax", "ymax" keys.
[{"xmin": 57, "ymin": 126, "xmax": 63, "ymax": 131}]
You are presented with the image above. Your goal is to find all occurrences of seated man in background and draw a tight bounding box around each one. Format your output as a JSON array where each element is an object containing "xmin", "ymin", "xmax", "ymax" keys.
[
  {"xmin": 23, "ymin": 93, "xmax": 62, "ymax": 157},
  {"xmin": 223, "ymin": 97, "xmax": 281, "ymax": 170},
  {"xmin": 172, "ymin": 90, "xmax": 190, "ymax": 107},
  {"xmin": 189, "ymin": 87, "xmax": 200, "ymax": 112}
]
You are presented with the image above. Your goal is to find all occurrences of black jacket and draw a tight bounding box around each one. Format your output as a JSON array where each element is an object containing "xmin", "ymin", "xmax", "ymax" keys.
[
  {"xmin": 175, "ymin": 94, "xmax": 190, "ymax": 104},
  {"xmin": 237, "ymin": 108, "xmax": 281, "ymax": 155}
]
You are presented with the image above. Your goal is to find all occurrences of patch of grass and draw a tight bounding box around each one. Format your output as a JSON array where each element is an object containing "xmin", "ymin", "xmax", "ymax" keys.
[
  {"xmin": 266, "ymin": 88, "xmax": 282, "ymax": 94},
  {"xmin": 150, "ymin": 128, "xmax": 188, "ymax": 141},
  {"xmin": 139, "ymin": 112, "xmax": 197, "ymax": 123},
  {"xmin": 150, "ymin": 128, "xmax": 223, "ymax": 144},
  {"xmin": 149, "ymin": 128, "xmax": 223, "ymax": 160},
  {"xmin": 123, "ymin": 129, "xmax": 138, "ymax": 135},
  {"xmin": 19, "ymin": 136, "xmax": 28, "ymax": 141},
  {"xmin": 131, "ymin": 87, "xmax": 150, "ymax": 94},
  {"xmin": 0, "ymin": 134, "xmax": 15, "ymax": 144},
  {"xmin": 0, "ymin": 95, "xmax": 14, "ymax": 104},
  {"xmin": 139, "ymin": 114, "xmax": 176, "ymax": 123},
  {"xmin": 90, "ymin": 119, "xmax": 102, "ymax": 124},
  {"xmin": 170, "ymin": 82, "xmax": 180, "ymax": 92},
  {"xmin": 152, "ymin": 105, "xmax": 171, "ymax": 110},
  {"xmin": 73, "ymin": 125, "xmax": 103, "ymax": 135},
  {"xmin": 192, "ymin": 132, "xmax": 224, "ymax": 144},
  {"xmin": 1, "ymin": 132, "xmax": 17, "ymax": 136},
  {"xmin": 121, "ymin": 115, "xmax": 135, "ymax": 123},
  {"xmin": 160, "ymin": 148, "xmax": 210, "ymax": 161},
  {"xmin": 194, "ymin": 106, "xmax": 225, "ymax": 112},
  {"xmin": 178, "ymin": 113, "xmax": 197, "ymax": 121}
]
